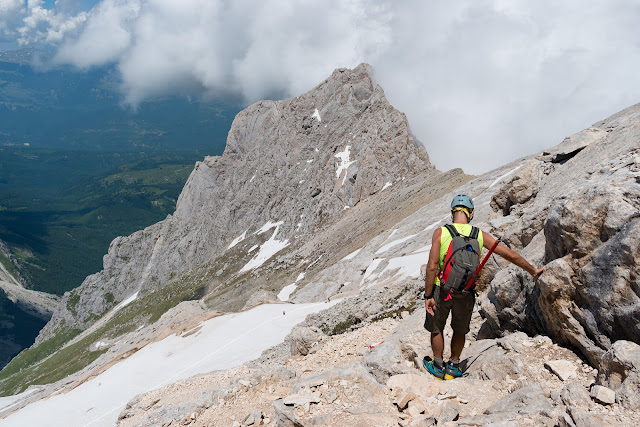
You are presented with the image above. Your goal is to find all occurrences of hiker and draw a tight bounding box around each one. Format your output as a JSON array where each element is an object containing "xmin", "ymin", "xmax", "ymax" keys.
[{"xmin": 423, "ymin": 194, "xmax": 544, "ymax": 380}]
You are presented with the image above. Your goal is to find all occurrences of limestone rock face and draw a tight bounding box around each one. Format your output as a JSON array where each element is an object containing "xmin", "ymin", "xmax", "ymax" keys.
[
  {"xmin": 241, "ymin": 290, "xmax": 279, "ymax": 310},
  {"xmin": 490, "ymin": 161, "xmax": 554, "ymax": 216},
  {"xmin": 479, "ymin": 102, "xmax": 640, "ymax": 366},
  {"xmin": 286, "ymin": 326, "xmax": 326, "ymax": 356},
  {"xmin": 597, "ymin": 340, "xmax": 640, "ymax": 409},
  {"xmin": 36, "ymin": 64, "xmax": 435, "ymax": 341}
]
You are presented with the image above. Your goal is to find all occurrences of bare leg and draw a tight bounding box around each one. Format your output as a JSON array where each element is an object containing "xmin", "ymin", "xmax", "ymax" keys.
[
  {"xmin": 431, "ymin": 332, "xmax": 444, "ymax": 359},
  {"xmin": 450, "ymin": 332, "xmax": 466, "ymax": 361}
]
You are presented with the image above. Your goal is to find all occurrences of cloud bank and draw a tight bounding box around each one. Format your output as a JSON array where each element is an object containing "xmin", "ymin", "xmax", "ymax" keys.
[
  {"xmin": 8, "ymin": 0, "xmax": 640, "ymax": 173},
  {"xmin": 1, "ymin": 0, "xmax": 87, "ymax": 44}
]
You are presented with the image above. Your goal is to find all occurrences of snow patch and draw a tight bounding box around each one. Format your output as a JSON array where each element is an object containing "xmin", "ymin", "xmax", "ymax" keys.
[
  {"xmin": 375, "ymin": 234, "xmax": 418, "ymax": 255},
  {"xmin": 277, "ymin": 284, "xmax": 297, "ymax": 301},
  {"xmin": 248, "ymin": 245, "xmax": 259, "ymax": 253},
  {"xmin": 342, "ymin": 248, "xmax": 361, "ymax": 261},
  {"xmin": 360, "ymin": 258, "xmax": 384, "ymax": 286},
  {"xmin": 0, "ymin": 388, "xmax": 39, "ymax": 413},
  {"xmin": 335, "ymin": 145, "xmax": 356, "ymax": 185},
  {"xmin": 228, "ymin": 229, "xmax": 248, "ymax": 249},
  {"xmin": 296, "ymin": 273, "xmax": 305, "ymax": 282},
  {"xmin": 241, "ymin": 222, "xmax": 289, "ymax": 273},
  {"xmin": 249, "ymin": 174, "xmax": 256, "ymax": 183},
  {"xmin": 383, "ymin": 229, "xmax": 398, "ymax": 242},
  {"xmin": 381, "ymin": 182, "xmax": 392, "ymax": 191},
  {"xmin": 381, "ymin": 252, "xmax": 425, "ymax": 280},
  {"xmin": 307, "ymin": 254, "xmax": 324, "ymax": 269},
  {"xmin": 114, "ymin": 292, "xmax": 138, "ymax": 313},
  {"xmin": 256, "ymin": 221, "xmax": 284, "ymax": 235},
  {"xmin": 361, "ymin": 252, "xmax": 426, "ymax": 289},
  {"xmin": 489, "ymin": 164, "xmax": 523, "ymax": 188},
  {"xmin": 312, "ymin": 108, "xmax": 321, "ymax": 122},
  {"xmin": 92, "ymin": 341, "xmax": 110, "ymax": 351},
  {"xmin": 306, "ymin": 159, "xmax": 313, "ymax": 163}
]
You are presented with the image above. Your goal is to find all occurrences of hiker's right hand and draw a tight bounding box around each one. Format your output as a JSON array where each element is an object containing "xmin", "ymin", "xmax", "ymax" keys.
[
  {"xmin": 533, "ymin": 266, "xmax": 544, "ymax": 281},
  {"xmin": 425, "ymin": 298, "xmax": 436, "ymax": 316}
]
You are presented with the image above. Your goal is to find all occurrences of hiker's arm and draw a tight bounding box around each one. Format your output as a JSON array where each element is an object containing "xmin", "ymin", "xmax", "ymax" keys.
[
  {"xmin": 424, "ymin": 228, "xmax": 441, "ymax": 315},
  {"xmin": 482, "ymin": 232, "xmax": 544, "ymax": 281}
]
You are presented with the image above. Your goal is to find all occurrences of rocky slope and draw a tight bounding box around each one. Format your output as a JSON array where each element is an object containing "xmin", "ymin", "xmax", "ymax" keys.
[
  {"xmin": 1, "ymin": 65, "xmax": 639, "ymax": 426},
  {"xmin": 117, "ymin": 282, "xmax": 639, "ymax": 427}
]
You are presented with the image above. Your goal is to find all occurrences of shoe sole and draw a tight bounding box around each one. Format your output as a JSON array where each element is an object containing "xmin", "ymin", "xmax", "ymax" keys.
[
  {"xmin": 444, "ymin": 369, "xmax": 462, "ymax": 380},
  {"xmin": 423, "ymin": 358, "xmax": 445, "ymax": 381}
]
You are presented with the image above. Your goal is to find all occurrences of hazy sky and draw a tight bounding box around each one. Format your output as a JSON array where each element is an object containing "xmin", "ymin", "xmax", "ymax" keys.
[{"xmin": 2, "ymin": 0, "xmax": 640, "ymax": 174}]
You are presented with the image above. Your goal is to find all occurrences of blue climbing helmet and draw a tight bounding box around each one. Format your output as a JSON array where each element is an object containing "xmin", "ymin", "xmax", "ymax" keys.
[
  {"xmin": 450, "ymin": 194, "xmax": 474, "ymax": 221},
  {"xmin": 451, "ymin": 194, "xmax": 474, "ymax": 210}
]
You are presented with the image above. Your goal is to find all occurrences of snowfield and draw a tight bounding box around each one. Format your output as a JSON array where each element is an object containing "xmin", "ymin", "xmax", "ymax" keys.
[
  {"xmin": 240, "ymin": 221, "xmax": 289, "ymax": 272},
  {"xmin": 2, "ymin": 302, "xmax": 338, "ymax": 427}
]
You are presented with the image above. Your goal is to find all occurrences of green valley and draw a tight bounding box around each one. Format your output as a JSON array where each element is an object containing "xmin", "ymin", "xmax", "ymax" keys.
[{"xmin": 0, "ymin": 149, "xmax": 207, "ymax": 295}]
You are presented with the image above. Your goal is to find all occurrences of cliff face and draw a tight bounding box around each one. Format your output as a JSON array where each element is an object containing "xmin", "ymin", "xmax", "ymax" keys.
[{"xmin": 37, "ymin": 64, "xmax": 436, "ymax": 341}]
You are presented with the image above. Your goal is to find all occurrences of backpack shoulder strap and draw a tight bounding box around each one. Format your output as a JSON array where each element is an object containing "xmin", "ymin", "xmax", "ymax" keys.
[
  {"xmin": 443, "ymin": 224, "xmax": 459, "ymax": 238},
  {"xmin": 469, "ymin": 226, "xmax": 480, "ymax": 240}
]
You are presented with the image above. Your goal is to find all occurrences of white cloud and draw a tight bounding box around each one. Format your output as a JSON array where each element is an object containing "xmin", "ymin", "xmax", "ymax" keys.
[
  {"xmin": 0, "ymin": 0, "xmax": 25, "ymax": 40},
  {"xmin": 16, "ymin": 0, "xmax": 88, "ymax": 45},
  {"xmin": 10, "ymin": 0, "xmax": 640, "ymax": 173}
]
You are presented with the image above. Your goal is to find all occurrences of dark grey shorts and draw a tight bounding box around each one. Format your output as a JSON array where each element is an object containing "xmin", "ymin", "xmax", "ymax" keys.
[{"xmin": 424, "ymin": 286, "xmax": 475, "ymax": 335}]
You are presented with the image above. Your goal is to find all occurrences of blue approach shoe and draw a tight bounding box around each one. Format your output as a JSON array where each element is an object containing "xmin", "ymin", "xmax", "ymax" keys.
[
  {"xmin": 423, "ymin": 357, "xmax": 445, "ymax": 380},
  {"xmin": 444, "ymin": 361, "xmax": 463, "ymax": 380}
]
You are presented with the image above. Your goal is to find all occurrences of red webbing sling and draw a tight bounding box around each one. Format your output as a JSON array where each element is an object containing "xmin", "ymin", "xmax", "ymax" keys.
[{"xmin": 463, "ymin": 237, "xmax": 501, "ymax": 292}]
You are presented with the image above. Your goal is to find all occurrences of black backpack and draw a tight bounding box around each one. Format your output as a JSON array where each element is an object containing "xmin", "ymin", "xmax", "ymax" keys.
[{"xmin": 439, "ymin": 224, "xmax": 481, "ymax": 294}]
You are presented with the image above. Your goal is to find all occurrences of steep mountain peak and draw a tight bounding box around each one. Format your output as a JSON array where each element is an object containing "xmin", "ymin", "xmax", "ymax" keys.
[{"xmin": 176, "ymin": 63, "xmax": 433, "ymax": 240}]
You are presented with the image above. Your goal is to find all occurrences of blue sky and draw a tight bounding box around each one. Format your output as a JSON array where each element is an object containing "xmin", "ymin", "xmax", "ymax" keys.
[
  {"xmin": 2, "ymin": 1, "xmax": 640, "ymax": 174},
  {"xmin": 42, "ymin": 1, "xmax": 100, "ymax": 9}
]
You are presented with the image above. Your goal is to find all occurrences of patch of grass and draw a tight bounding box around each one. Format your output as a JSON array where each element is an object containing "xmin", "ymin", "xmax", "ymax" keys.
[
  {"xmin": 105, "ymin": 292, "xmax": 115, "ymax": 304},
  {"xmin": 0, "ymin": 328, "xmax": 105, "ymax": 395},
  {"xmin": 0, "ymin": 322, "xmax": 80, "ymax": 385},
  {"xmin": 329, "ymin": 315, "xmax": 361, "ymax": 336},
  {"xmin": 66, "ymin": 291, "xmax": 80, "ymax": 316},
  {"xmin": 0, "ymin": 251, "xmax": 20, "ymax": 280},
  {"xmin": 371, "ymin": 296, "xmax": 417, "ymax": 323}
]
